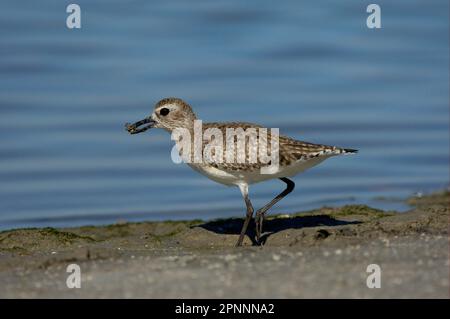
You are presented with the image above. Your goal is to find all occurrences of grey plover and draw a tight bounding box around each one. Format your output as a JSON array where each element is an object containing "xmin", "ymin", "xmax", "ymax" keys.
[{"xmin": 126, "ymin": 97, "xmax": 357, "ymax": 246}]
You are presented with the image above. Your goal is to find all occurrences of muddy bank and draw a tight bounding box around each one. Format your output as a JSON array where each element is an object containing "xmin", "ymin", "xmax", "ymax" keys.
[{"xmin": 0, "ymin": 191, "xmax": 448, "ymax": 298}]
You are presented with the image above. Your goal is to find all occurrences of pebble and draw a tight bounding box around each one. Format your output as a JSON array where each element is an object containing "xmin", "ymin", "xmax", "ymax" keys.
[{"xmin": 272, "ymin": 254, "xmax": 281, "ymax": 261}]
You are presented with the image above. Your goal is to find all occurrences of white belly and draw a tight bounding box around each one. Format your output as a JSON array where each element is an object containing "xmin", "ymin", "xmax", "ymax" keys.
[{"xmin": 187, "ymin": 156, "xmax": 331, "ymax": 186}]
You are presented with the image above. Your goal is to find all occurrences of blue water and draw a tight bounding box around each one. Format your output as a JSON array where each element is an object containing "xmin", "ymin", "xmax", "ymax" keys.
[{"xmin": 0, "ymin": 0, "xmax": 448, "ymax": 230}]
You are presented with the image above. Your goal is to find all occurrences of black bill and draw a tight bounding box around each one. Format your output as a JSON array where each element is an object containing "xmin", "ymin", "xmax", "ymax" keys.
[{"xmin": 125, "ymin": 117, "xmax": 156, "ymax": 134}]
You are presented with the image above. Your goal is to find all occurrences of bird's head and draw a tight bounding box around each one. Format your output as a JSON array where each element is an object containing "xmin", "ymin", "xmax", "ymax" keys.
[{"xmin": 125, "ymin": 97, "xmax": 197, "ymax": 134}]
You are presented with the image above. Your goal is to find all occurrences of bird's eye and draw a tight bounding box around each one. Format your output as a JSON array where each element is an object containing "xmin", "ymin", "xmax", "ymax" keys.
[{"xmin": 159, "ymin": 108, "xmax": 170, "ymax": 116}]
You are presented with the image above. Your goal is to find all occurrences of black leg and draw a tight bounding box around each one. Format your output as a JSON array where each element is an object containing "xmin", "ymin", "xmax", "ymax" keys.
[
  {"xmin": 255, "ymin": 177, "xmax": 295, "ymax": 243},
  {"xmin": 236, "ymin": 184, "xmax": 254, "ymax": 247}
]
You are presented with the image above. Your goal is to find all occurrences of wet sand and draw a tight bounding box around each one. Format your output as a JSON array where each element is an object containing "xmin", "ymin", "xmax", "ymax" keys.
[{"xmin": 0, "ymin": 191, "xmax": 448, "ymax": 298}]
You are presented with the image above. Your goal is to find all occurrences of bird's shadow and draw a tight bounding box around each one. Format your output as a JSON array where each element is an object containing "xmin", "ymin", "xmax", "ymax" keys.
[{"xmin": 197, "ymin": 215, "xmax": 361, "ymax": 246}]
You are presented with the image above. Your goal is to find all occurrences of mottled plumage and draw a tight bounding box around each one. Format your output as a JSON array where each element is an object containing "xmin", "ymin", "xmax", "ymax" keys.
[{"xmin": 200, "ymin": 122, "xmax": 355, "ymax": 171}]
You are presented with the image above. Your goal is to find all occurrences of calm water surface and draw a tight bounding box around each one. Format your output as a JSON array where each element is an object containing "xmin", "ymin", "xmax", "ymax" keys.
[{"xmin": 0, "ymin": 0, "xmax": 448, "ymax": 230}]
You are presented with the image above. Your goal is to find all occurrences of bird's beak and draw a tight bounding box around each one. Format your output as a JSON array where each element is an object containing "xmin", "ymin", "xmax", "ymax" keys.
[{"xmin": 125, "ymin": 116, "xmax": 156, "ymax": 135}]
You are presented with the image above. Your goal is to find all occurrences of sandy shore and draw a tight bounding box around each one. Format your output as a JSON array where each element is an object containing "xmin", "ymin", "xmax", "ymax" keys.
[{"xmin": 0, "ymin": 191, "xmax": 448, "ymax": 298}]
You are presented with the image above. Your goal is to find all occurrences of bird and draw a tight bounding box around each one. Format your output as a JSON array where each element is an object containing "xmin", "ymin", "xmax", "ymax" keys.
[{"xmin": 125, "ymin": 97, "xmax": 357, "ymax": 246}]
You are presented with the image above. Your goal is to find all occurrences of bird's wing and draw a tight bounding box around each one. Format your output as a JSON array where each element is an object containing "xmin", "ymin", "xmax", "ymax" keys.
[{"xmin": 175, "ymin": 122, "xmax": 356, "ymax": 171}]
